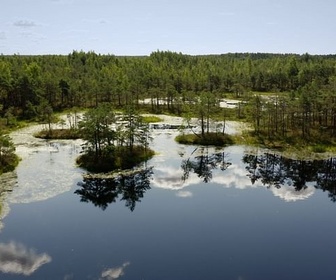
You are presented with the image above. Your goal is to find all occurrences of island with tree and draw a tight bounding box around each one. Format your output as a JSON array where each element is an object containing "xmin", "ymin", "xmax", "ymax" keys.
[{"xmin": 75, "ymin": 104, "xmax": 154, "ymax": 172}]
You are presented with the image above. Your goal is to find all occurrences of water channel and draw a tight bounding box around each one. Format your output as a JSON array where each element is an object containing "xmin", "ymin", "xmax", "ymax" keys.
[{"xmin": 0, "ymin": 117, "xmax": 336, "ymax": 280}]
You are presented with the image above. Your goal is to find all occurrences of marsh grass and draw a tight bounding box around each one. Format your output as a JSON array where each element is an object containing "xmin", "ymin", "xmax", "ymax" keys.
[
  {"xmin": 34, "ymin": 129, "xmax": 82, "ymax": 139},
  {"xmin": 175, "ymin": 133, "xmax": 234, "ymax": 146},
  {"xmin": 140, "ymin": 116, "xmax": 163, "ymax": 123},
  {"xmin": 232, "ymin": 130, "xmax": 336, "ymax": 157}
]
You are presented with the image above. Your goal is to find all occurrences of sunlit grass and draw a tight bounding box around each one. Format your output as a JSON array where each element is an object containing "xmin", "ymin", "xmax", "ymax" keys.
[
  {"xmin": 140, "ymin": 115, "xmax": 163, "ymax": 123},
  {"xmin": 175, "ymin": 132, "xmax": 234, "ymax": 146}
]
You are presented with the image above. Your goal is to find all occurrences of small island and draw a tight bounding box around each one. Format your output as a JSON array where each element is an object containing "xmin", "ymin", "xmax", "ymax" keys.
[{"xmin": 56, "ymin": 105, "xmax": 155, "ymax": 173}]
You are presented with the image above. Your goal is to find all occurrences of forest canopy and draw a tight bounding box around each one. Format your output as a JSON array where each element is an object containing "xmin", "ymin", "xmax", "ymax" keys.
[
  {"xmin": 1, "ymin": 50, "xmax": 336, "ymax": 148},
  {"xmin": 1, "ymin": 51, "xmax": 335, "ymax": 117}
]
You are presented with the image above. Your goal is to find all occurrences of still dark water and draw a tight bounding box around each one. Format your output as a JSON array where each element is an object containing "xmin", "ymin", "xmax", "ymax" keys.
[{"xmin": 1, "ymin": 128, "xmax": 336, "ymax": 280}]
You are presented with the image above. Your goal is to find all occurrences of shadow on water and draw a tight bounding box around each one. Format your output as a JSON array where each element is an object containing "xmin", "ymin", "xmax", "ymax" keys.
[
  {"xmin": 243, "ymin": 153, "xmax": 336, "ymax": 202},
  {"xmin": 75, "ymin": 167, "xmax": 153, "ymax": 211}
]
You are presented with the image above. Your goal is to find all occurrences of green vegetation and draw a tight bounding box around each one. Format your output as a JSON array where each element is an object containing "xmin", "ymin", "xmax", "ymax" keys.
[
  {"xmin": 1, "ymin": 50, "xmax": 336, "ymax": 173},
  {"xmin": 140, "ymin": 115, "xmax": 163, "ymax": 123},
  {"xmin": 312, "ymin": 145, "xmax": 327, "ymax": 153},
  {"xmin": 76, "ymin": 104, "xmax": 154, "ymax": 172},
  {"xmin": 76, "ymin": 146, "xmax": 154, "ymax": 173},
  {"xmin": 1, "ymin": 51, "xmax": 336, "ymax": 121},
  {"xmin": 176, "ymin": 133, "xmax": 234, "ymax": 146},
  {"xmin": 34, "ymin": 128, "xmax": 81, "ymax": 139},
  {"xmin": 0, "ymin": 133, "xmax": 19, "ymax": 174},
  {"xmin": 229, "ymin": 129, "xmax": 336, "ymax": 157}
]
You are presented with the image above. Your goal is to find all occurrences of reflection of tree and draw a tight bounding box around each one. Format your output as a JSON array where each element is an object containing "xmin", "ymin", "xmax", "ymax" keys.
[
  {"xmin": 75, "ymin": 168, "xmax": 153, "ymax": 211},
  {"xmin": 75, "ymin": 178, "xmax": 119, "ymax": 210},
  {"xmin": 245, "ymin": 153, "xmax": 289, "ymax": 189},
  {"xmin": 119, "ymin": 168, "xmax": 153, "ymax": 211},
  {"xmin": 243, "ymin": 153, "xmax": 336, "ymax": 202},
  {"xmin": 181, "ymin": 147, "xmax": 231, "ymax": 183},
  {"xmin": 316, "ymin": 158, "xmax": 336, "ymax": 202},
  {"xmin": 242, "ymin": 154, "xmax": 261, "ymax": 185},
  {"xmin": 286, "ymin": 159, "xmax": 318, "ymax": 191}
]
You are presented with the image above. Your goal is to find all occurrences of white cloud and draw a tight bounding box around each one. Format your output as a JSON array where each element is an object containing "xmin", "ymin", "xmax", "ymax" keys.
[
  {"xmin": 19, "ymin": 32, "xmax": 33, "ymax": 38},
  {"xmin": 101, "ymin": 262, "xmax": 130, "ymax": 280},
  {"xmin": 0, "ymin": 242, "xmax": 51, "ymax": 276},
  {"xmin": 13, "ymin": 20, "xmax": 36, "ymax": 28},
  {"xmin": 0, "ymin": 32, "xmax": 6, "ymax": 40}
]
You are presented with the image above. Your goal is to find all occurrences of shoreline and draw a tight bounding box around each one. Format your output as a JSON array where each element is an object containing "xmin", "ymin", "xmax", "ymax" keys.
[{"xmin": 7, "ymin": 113, "xmax": 336, "ymax": 162}]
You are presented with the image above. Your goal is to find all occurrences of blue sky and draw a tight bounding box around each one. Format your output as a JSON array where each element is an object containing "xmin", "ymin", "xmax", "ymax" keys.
[{"xmin": 0, "ymin": 0, "xmax": 335, "ymax": 55}]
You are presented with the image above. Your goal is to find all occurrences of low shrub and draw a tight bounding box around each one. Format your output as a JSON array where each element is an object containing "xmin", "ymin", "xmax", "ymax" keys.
[{"xmin": 175, "ymin": 133, "xmax": 234, "ymax": 146}]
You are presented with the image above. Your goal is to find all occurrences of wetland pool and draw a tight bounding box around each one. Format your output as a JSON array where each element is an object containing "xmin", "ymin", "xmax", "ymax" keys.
[{"xmin": 0, "ymin": 122, "xmax": 336, "ymax": 280}]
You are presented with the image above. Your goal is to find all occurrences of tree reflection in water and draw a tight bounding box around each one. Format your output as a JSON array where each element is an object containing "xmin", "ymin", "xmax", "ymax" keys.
[
  {"xmin": 243, "ymin": 153, "xmax": 336, "ymax": 202},
  {"xmin": 75, "ymin": 168, "xmax": 153, "ymax": 211},
  {"xmin": 181, "ymin": 147, "xmax": 231, "ymax": 183}
]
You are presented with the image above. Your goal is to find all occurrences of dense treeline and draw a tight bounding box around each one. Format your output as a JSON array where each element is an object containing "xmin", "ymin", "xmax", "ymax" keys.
[
  {"xmin": 246, "ymin": 79, "xmax": 336, "ymax": 143},
  {"xmin": 1, "ymin": 50, "xmax": 336, "ymax": 144}
]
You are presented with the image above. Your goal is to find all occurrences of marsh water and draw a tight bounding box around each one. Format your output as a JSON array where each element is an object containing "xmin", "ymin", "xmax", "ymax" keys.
[{"xmin": 1, "ymin": 118, "xmax": 336, "ymax": 280}]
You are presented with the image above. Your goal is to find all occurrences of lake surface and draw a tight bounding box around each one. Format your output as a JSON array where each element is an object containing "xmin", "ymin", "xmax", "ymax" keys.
[{"xmin": 0, "ymin": 121, "xmax": 336, "ymax": 280}]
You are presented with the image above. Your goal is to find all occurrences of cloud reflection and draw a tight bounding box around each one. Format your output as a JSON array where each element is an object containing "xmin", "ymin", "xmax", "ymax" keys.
[
  {"xmin": 212, "ymin": 164, "xmax": 254, "ymax": 190},
  {"xmin": 153, "ymin": 165, "xmax": 202, "ymax": 190},
  {"xmin": 176, "ymin": 191, "xmax": 193, "ymax": 198},
  {"xmin": 101, "ymin": 262, "xmax": 130, "ymax": 280},
  {"xmin": 153, "ymin": 162, "xmax": 315, "ymax": 202},
  {"xmin": 0, "ymin": 241, "xmax": 51, "ymax": 276},
  {"xmin": 270, "ymin": 185, "xmax": 315, "ymax": 202}
]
